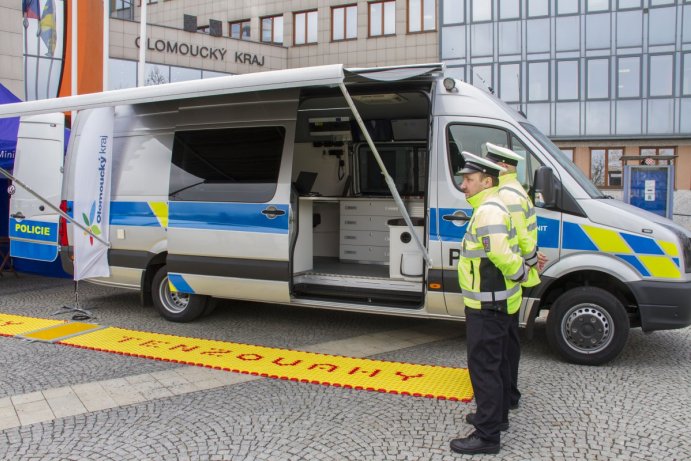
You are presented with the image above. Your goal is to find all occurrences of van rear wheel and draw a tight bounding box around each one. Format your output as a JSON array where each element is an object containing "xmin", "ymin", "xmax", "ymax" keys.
[
  {"xmin": 546, "ymin": 287, "xmax": 629, "ymax": 366},
  {"xmin": 152, "ymin": 265, "xmax": 208, "ymax": 322}
]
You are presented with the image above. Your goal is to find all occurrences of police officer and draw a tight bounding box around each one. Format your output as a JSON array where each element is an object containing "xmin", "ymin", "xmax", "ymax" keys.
[
  {"xmin": 450, "ymin": 152, "xmax": 529, "ymax": 455},
  {"xmin": 482, "ymin": 142, "xmax": 547, "ymax": 411}
]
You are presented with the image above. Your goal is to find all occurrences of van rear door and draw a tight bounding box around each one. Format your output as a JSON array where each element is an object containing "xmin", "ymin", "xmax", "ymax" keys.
[{"xmin": 8, "ymin": 114, "xmax": 64, "ymax": 263}]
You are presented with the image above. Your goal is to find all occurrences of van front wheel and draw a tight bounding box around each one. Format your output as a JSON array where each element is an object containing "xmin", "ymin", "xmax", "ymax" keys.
[
  {"xmin": 546, "ymin": 287, "xmax": 629, "ymax": 366},
  {"xmin": 152, "ymin": 266, "xmax": 208, "ymax": 322}
]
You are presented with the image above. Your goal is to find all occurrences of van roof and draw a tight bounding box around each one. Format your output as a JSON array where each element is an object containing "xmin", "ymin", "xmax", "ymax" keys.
[{"xmin": 0, "ymin": 64, "xmax": 444, "ymax": 119}]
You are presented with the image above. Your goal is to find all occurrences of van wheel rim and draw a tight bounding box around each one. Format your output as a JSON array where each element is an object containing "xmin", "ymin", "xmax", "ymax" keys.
[
  {"xmin": 561, "ymin": 303, "xmax": 613, "ymax": 354},
  {"xmin": 159, "ymin": 276, "xmax": 189, "ymax": 314}
]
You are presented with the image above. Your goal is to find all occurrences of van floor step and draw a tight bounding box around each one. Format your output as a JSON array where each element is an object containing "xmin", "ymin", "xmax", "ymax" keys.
[
  {"xmin": 293, "ymin": 273, "xmax": 422, "ymax": 292},
  {"xmin": 293, "ymin": 283, "xmax": 423, "ymax": 309}
]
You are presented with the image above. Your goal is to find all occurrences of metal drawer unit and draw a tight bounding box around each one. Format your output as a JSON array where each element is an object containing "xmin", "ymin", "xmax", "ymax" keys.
[{"xmin": 339, "ymin": 199, "xmax": 400, "ymax": 263}]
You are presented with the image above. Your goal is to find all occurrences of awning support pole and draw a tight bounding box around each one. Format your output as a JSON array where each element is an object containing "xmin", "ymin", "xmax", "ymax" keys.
[{"xmin": 0, "ymin": 167, "xmax": 110, "ymax": 248}]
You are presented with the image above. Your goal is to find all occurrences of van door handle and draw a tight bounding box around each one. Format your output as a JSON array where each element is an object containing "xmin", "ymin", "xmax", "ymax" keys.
[
  {"xmin": 11, "ymin": 212, "xmax": 25, "ymax": 220},
  {"xmin": 261, "ymin": 206, "xmax": 286, "ymax": 219},
  {"xmin": 443, "ymin": 213, "xmax": 470, "ymax": 222}
]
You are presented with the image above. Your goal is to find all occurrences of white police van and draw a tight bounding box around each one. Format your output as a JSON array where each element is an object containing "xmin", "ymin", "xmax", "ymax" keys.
[{"xmin": 1, "ymin": 64, "xmax": 689, "ymax": 365}]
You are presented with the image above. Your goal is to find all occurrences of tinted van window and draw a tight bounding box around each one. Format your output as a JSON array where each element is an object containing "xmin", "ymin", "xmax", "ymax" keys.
[{"xmin": 170, "ymin": 126, "xmax": 285, "ymax": 202}]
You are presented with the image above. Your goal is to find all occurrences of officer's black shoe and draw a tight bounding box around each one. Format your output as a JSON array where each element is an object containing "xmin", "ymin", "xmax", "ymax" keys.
[
  {"xmin": 465, "ymin": 413, "xmax": 509, "ymax": 431},
  {"xmin": 510, "ymin": 401, "xmax": 520, "ymax": 410},
  {"xmin": 450, "ymin": 432, "xmax": 500, "ymax": 455}
]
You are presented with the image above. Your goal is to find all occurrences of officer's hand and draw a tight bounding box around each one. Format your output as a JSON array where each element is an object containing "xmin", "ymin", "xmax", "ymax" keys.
[{"xmin": 537, "ymin": 251, "xmax": 548, "ymax": 272}]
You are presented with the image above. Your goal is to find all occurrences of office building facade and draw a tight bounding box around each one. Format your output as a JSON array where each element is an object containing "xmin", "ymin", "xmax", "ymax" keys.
[
  {"xmin": 440, "ymin": 0, "xmax": 691, "ymax": 226},
  {"xmin": 1, "ymin": 0, "xmax": 689, "ymax": 227}
]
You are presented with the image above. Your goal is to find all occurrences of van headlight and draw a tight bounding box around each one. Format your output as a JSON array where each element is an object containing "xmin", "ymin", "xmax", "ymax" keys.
[{"xmin": 660, "ymin": 223, "xmax": 691, "ymax": 273}]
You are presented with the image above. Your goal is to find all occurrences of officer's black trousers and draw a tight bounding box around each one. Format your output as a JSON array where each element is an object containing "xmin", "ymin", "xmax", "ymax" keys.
[
  {"xmin": 465, "ymin": 307, "xmax": 513, "ymax": 444},
  {"xmin": 508, "ymin": 312, "xmax": 521, "ymax": 406}
]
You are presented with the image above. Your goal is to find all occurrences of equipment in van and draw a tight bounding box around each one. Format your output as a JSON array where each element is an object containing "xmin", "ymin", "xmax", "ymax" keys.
[{"xmin": 0, "ymin": 63, "xmax": 689, "ymax": 367}]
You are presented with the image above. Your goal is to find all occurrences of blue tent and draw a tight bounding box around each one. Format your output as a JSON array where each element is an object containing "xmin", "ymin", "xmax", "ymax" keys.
[{"xmin": 0, "ymin": 82, "xmax": 69, "ymax": 278}]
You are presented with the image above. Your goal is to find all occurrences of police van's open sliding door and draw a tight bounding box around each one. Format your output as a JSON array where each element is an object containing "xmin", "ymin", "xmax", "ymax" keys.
[{"xmin": 165, "ymin": 90, "xmax": 299, "ymax": 303}]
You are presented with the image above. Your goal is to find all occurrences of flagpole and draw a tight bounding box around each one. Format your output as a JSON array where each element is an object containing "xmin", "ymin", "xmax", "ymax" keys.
[
  {"xmin": 103, "ymin": 0, "xmax": 109, "ymax": 91},
  {"xmin": 138, "ymin": 0, "xmax": 147, "ymax": 87},
  {"xmin": 71, "ymin": 0, "xmax": 78, "ymax": 121}
]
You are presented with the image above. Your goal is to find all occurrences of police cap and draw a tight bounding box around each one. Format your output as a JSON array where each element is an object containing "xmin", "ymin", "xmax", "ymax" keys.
[
  {"xmin": 458, "ymin": 151, "xmax": 506, "ymax": 177},
  {"xmin": 482, "ymin": 142, "xmax": 524, "ymax": 166}
]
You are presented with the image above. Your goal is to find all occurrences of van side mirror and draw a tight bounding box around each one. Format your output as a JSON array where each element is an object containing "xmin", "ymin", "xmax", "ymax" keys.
[{"xmin": 533, "ymin": 166, "xmax": 556, "ymax": 208}]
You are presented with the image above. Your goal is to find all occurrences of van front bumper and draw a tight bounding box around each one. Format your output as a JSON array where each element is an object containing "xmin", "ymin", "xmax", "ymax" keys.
[{"xmin": 629, "ymin": 280, "xmax": 691, "ymax": 331}]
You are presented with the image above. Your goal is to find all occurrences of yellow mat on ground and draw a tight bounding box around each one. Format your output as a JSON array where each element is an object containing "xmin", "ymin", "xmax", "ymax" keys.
[
  {"xmin": 1, "ymin": 313, "xmax": 473, "ymax": 402},
  {"xmin": 0, "ymin": 313, "xmax": 65, "ymax": 337}
]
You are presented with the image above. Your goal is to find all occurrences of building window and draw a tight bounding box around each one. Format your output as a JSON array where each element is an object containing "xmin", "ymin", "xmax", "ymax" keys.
[
  {"xmin": 294, "ymin": 10, "xmax": 318, "ymax": 45},
  {"xmin": 556, "ymin": 16, "xmax": 579, "ymax": 51},
  {"xmin": 114, "ymin": 0, "xmax": 134, "ymax": 20},
  {"xmin": 649, "ymin": 54, "xmax": 674, "ymax": 97},
  {"xmin": 443, "ymin": 0, "xmax": 465, "ymax": 24},
  {"xmin": 587, "ymin": 58, "xmax": 610, "ymax": 100},
  {"xmin": 590, "ymin": 148, "xmax": 623, "ymax": 188},
  {"xmin": 409, "ymin": 0, "xmax": 436, "ymax": 32},
  {"xmin": 557, "ymin": 0, "xmax": 579, "ymax": 15},
  {"xmin": 617, "ymin": 10, "xmax": 643, "ymax": 47},
  {"xmin": 369, "ymin": 1, "xmax": 396, "ymax": 36},
  {"xmin": 229, "ymin": 20, "xmax": 251, "ymax": 40},
  {"xmin": 587, "ymin": 0, "xmax": 610, "ymax": 12},
  {"xmin": 261, "ymin": 15, "xmax": 284, "ymax": 44},
  {"xmin": 640, "ymin": 147, "xmax": 676, "ymax": 166},
  {"xmin": 528, "ymin": 0, "xmax": 549, "ymax": 18},
  {"xmin": 333, "ymin": 5, "xmax": 357, "ymax": 41},
  {"xmin": 617, "ymin": 0, "xmax": 642, "ymax": 9},
  {"xmin": 649, "ymin": 7, "xmax": 676, "ymax": 46},
  {"xmin": 471, "ymin": 0, "xmax": 492, "ymax": 22},
  {"xmin": 472, "ymin": 64, "xmax": 493, "ymax": 91},
  {"xmin": 499, "ymin": 0, "xmax": 521, "ymax": 20},
  {"xmin": 586, "ymin": 13, "xmax": 611, "ymax": 49},
  {"xmin": 683, "ymin": 52, "xmax": 691, "ymax": 96},
  {"xmin": 528, "ymin": 61, "xmax": 549, "ymax": 102},
  {"xmin": 617, "ymin": 56, "xmax": 640, "ymax": 98},
  {"xmin": 561, "ymin": 148, "xmax": 575, "ymax": 162},
  {"xmin": 499, "ymin": 63, "xmax": 521, "ymax": 103},
  {"xmin": 499, "ymin": 21, "xmax": 521, "ymax": 55},
  {"xmin": 557, "ymin": 60, "xmax": 580, "ymax": 101}
]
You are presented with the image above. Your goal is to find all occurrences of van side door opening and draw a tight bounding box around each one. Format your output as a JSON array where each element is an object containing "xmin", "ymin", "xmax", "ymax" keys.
[{"xmin": 289, "ymin": 86, "xmax": 432, "ymax": 308}]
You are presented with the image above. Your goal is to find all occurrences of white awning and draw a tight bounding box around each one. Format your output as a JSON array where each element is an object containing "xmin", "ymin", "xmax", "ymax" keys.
[
  {"xmin": 0, "ymin": 63, "xmax": 447, "ymax": 120},
  {"xmin": 0, "ymin": 64, "xmax": 347, "ymax": 119}
]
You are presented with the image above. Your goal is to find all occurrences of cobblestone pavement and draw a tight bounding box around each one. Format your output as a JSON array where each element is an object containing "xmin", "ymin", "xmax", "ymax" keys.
[{"xmin": 0, "ymin": 274, "xmax": 689, "ymax": 460}]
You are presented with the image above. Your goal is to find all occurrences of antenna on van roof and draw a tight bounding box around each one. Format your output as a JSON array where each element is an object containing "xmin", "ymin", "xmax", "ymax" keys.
[{"xmin": 474, "ymin": 72, "xmax": 494, "ymax": 95}]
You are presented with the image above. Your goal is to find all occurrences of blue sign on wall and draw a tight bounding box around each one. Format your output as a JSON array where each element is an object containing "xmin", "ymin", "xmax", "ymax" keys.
[{"xmin": 626, "ymin": 166, "xmax": 673, "ymax": 218}]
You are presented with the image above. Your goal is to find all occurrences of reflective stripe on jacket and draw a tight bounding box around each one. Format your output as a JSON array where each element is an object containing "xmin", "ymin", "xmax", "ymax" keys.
[
  {"xmin": 458, "ymin": 186, "xmax": 528, "ymax": 314},
  {"xmin": 498, "ymin": 173, "xmax": 540, "ymax": 288}
]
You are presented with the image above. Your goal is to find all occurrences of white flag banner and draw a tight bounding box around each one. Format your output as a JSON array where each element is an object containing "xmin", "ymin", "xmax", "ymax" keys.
[{"xmin": 72, "ymin": 107, "xmax": 114, "ymax": 280}]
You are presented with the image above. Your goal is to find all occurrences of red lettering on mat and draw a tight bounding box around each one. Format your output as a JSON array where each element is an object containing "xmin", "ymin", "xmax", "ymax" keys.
[
  {"xmin": 140, "ymin": 340, "xmax": 170, "ymax": 348},
  {"xmin": 395, "ymin": 371, "xmax": 424, "ymax": 381},
  {"xmin": 200, "ymin": 348, "xmax": 233, "ymax": 356},
  {"xmin": 308, "ymin": 363, "xmax": 338, "ymax": 373},
  {"xmin": 169, "ymin": 344, "xmax": 200, "ymax": 353},
  {"xmin": 348, "ymin": 367, "xmax": 381, "ymax": 378},
  {"xmin": 237, "ymin": 353, "xmax": 263, "ymax": 361},
  {"xmin": 272, "ymin": 357, "xmax": 302, "ymax": 366}
]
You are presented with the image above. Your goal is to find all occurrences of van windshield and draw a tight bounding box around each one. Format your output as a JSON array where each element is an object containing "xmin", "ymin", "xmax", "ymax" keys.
[{"xmin": 520, "ymin": 122, "xmax": 604, "ymax": 199}]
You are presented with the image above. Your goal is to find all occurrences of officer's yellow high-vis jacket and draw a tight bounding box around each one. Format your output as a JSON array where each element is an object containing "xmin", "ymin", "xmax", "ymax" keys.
[
  {"xmin": 498, "ymin": 173, "xmax": 541, "ymax": 288},
  {"xmin": 458, "ymin": 186, "xmax": 529, "ymax": 314}
]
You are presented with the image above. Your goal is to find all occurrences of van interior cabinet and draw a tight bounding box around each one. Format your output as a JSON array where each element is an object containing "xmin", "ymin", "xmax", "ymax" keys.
[{"xmin": 339, "ymin": 198, "xmax": 402, "ymax": 263}]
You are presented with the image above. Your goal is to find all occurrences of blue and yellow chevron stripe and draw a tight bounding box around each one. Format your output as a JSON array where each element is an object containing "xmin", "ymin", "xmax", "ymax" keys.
[{"xmin": 563, "ymin": 222, "xmax": 681, "ymax": 279}]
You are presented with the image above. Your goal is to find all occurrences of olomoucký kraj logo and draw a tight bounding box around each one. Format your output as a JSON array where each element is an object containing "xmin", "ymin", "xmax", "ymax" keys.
[{"xmin": 81, "ymin": 201, "xmax": 101, "ymax": 246}]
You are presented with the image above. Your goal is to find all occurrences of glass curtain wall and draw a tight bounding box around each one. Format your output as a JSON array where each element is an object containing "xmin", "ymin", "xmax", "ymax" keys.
[{"xmin": 440, "ymin": 0, "xmax": 691, "ymax": 138}]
